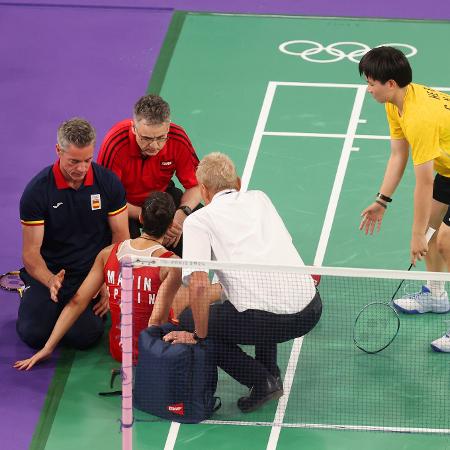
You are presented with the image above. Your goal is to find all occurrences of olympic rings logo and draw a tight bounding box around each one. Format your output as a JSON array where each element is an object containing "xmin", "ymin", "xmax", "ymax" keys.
[{"xmin": 278, "ymin": 41, "xmax": 417, "ymax": 63}]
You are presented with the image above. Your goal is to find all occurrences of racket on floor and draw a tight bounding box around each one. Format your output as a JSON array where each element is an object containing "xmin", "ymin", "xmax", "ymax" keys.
[
  {"xmin": 0, "ymin": 271, "xmax": 25, "ymax": 297},
  {"xmin": 353, "ymin": 227, "xmax": 436, "ymax": 354},
  {"xmin": 353, "ymin": 264, "xmax": 411, "ymax": 354}
]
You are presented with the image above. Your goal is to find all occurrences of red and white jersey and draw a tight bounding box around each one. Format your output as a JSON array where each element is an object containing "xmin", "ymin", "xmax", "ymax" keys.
[{"xmin": 104, "ymin": 241, "xmax": 175, "ymax": 364}]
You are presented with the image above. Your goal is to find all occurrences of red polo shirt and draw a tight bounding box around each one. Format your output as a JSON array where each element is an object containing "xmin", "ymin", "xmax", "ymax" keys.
[{"xmin": 97, "ymin": 120, "xmax": 199, "ymax": 207}]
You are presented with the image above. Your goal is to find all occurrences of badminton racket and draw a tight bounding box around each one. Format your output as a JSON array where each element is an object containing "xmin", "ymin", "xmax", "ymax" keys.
[
  {"xmin": 353, "ymin": 227, "xmax": 436, "ymax": 354},
  {"xmin": 0, "ymin": 271, "xmax": 25, "ymax": 296}
]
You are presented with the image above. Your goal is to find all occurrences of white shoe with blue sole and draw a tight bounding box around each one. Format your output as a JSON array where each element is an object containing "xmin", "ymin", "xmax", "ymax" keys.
[
  {"xmin": 393, "ymin": 285, "xmax": 450, "ymax": 314},
  {"xmin": 431, "ymin": 330, "xmax": 450, "ymax": 352}
]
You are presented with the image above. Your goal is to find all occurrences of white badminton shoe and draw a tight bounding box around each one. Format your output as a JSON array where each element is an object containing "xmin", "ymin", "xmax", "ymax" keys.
[
  {"xmin": 393, "ymin": 286, "xmax": 450, "ymax": 314},
  {"xmin": 431, "ymin": 328, "xmax": 450, "ymax": 353}
]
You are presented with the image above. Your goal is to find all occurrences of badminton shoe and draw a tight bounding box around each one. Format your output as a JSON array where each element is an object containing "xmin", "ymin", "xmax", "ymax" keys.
[
  {"xmin": 431, "ymin": 329, "xmax": 450, "ymax": 353},
  {"xmin": 393, "ymin": 286, "xmax": 450, "ymax": 314},
  {"xmin": 237, "ymin": 374, "xmax": 283, "ymax": 413}
]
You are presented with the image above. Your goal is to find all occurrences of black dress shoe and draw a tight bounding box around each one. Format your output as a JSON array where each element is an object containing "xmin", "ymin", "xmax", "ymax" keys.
[
  {"xmin": 272, "ymin": 366, "xmax": 283, "ymax": 389},
  {"xmin": 275, "ymin": 375, "xmax": 283, "ymax": 392},
  {"xmin": 237, "ymin": 374, "xmax": 284, "ymax": 413}
]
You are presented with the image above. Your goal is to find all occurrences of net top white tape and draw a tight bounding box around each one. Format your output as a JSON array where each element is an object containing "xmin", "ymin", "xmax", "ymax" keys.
[{"xmin": 122, "ymin": 256, "xmax": 450, "ymax": 283}]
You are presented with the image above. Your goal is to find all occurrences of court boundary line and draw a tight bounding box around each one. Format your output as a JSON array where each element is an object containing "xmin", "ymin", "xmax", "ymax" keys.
[
  {"xmin": 147, "ymin": 10, "xmax": 186, "ymax": 95},
  {"xmin": 29, "ymin": 349, "xmax": 76, "ymax": 450},
  {"xmin": 267, "ymin": 338, "xmax": 304, "ymax": 449},
  {"xmin": 164, "ymin": 423, "xmax": 180, "ymax": 450},
  {"xmin": 313, "ymin": 84, "xmax": 367, "ymax": 266},
  {"xmin": 267, "ymin": 82, "xmax": 366, "ymax": 449},
  {"xmin": 241, "ymin": 81, "xmax": 277, "ymax": 190},
  {"xmin": 146, "ymin": 11, "xmax": 187, "ymax": 449},
  {"xmin": 203, "ymin": 419, "xmax": 450, "ymax": 434},
  {"xmin": 160, "ymin": 73, "xmax": 277, "ymax": 450},
  {"xmin": 190, "ymin": 11, "xmax": 450, "ymax": 24},
  {"xmin": 264, "ymin": 131, "xmax": 390, "ymax": 140}
]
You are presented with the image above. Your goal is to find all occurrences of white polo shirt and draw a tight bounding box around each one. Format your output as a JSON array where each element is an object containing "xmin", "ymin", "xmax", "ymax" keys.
[{"xmin": 182, "ymin": 189, "xmax": 316, "ymax": 314}]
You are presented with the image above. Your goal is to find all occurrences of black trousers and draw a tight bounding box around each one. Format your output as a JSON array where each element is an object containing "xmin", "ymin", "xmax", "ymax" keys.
[
  {"xmin": 16, "ymin": 269, "xmax": 104, "ymax": 350},
  {"xmin": 129, "ymin": 181, "xmax": 201, "ymax": 257},
  {"xmin": 179, "ymin": 291, "xmax": 322, "ymax": 388}
]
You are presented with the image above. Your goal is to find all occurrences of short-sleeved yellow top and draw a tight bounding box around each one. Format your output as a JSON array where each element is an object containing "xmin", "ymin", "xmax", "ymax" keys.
[{"xmin": 386, "ymin": 83, "xmax": 450, "ymax": 176}]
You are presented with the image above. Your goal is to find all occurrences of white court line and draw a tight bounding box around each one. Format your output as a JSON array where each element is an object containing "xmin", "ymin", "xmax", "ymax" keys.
[
  {"xmin": 164, "ymin": 422, "xmax": 180, "ymax": 450},
  {"xmin": 203, "ymin": 420, "xmax": 450, "ymax": 434},
  {"xmin": 241, "ymin": 80, "xmax": 305, "ymax": 450},
  {"xmin": 313, "ymin": 85, "xmax": 367, "ymax": 266},
  {"xmin": 273, "ymin": 81, "xmax": 450, "ymax": 91},
  {"xmin": 163, "ymin": 81, "xmax": 276, "ymax": 449},
  {"xmin": 241, "ymin": 81, "xmax": 449, "ymax": 192},
  {"xmin": 274, "ymin": 81, "xmax": 363, "ymax": 88},
  {"xmin": 354, "ymin": 134, "xmax": 389, "ymax": 140},
  {"xmin": 267, "ymin": 338, "xmax": 305, "ymax": 449},
  {"xmin": 263, "ymin": 131, "xmax": 389, "ymax": 140},
  {"xmin": 268, "ymin": 84, "xmax": 367, "ymax": 450},
  {"xmin": 241, "ymin": 81, "xmax": 277, "ymax": 191}
]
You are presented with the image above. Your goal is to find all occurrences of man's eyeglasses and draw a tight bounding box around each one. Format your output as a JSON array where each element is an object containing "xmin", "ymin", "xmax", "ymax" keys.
[{"xmin": 134, "ymin": 126, "xmax": 168, "ymax": 144}]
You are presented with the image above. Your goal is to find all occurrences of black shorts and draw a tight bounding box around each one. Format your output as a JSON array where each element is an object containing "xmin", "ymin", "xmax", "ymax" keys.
[
  {"xmin": 433, "ymin": 173, "xmax": 450, "ymax": 204},
  {"xmin": 433, "ymin": 174, "xmax": 450, "ymax": 226}
]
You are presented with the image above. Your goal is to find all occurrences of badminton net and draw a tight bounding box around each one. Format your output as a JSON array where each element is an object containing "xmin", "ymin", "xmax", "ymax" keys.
[{"xmin": 119, "ymin": 257, "xmax": 450, "ymax": 449}]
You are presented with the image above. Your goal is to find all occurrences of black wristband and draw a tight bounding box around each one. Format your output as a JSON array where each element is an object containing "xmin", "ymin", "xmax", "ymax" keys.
[
  {"xmin": 375, "ymin": 199, "xmax": 387, "ymax": 209},
  {"xmin": 376, "ymin": 192, "xmax": 392, "ymax": 203},
  {"xmin": 193, "ymin": 331, "xmax": 206, "ymax": 342},
  {"xmin": 178, "ymin": 205, "xmax": 192, "ymax": 216}
]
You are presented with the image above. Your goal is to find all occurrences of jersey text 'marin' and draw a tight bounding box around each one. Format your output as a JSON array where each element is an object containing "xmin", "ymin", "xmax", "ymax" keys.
[{"xmin": 106, "ymin": 270, "xmax": 156, "ymax": 304}]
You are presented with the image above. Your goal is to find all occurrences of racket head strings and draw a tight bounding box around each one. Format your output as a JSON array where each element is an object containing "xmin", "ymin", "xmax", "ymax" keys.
[
  {"xmin": 353, "ymin": 301, "xmax": 400, "ymax": 354},
  {"xmin": 0, "ymin": 271, "xmax": 25, "ymax": 296}
]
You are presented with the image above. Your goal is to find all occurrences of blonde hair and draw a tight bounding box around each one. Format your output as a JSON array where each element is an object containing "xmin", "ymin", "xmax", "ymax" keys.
[{"xmin": 196, "ymin": 152, "xmax": 239, "ymax": 193}]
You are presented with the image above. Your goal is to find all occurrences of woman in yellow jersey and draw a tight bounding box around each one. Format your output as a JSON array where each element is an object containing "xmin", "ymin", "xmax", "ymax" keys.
[{"xmin": 358, "ymin": 46, "xmax": 450, "ymax": 352}]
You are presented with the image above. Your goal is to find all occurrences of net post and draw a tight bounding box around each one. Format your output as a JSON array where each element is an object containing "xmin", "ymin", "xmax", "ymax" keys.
[{"xmin": 121, "ymin": 257, "xmax": 133, "ymax": 450}]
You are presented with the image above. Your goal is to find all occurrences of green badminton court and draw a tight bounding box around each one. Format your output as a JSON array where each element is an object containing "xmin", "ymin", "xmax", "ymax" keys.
[{"xmin": 33, "ymin": 12, "xmax": 450, "ymax": 450}]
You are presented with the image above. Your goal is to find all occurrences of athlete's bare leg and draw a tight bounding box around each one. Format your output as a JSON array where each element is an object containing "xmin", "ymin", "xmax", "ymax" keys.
[
  {"xmin": 425, "ymin": 199, "xmax": 447, "ymax": 272},
  {"xmin": 437, "ymin": 222, "xmax": 450, "ymax": 271}
]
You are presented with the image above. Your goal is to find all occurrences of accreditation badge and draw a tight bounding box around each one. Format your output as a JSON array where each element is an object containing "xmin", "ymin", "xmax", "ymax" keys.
[{"xmin": 91, "ymin": 194, "xmax": 102, "ymax": 210}]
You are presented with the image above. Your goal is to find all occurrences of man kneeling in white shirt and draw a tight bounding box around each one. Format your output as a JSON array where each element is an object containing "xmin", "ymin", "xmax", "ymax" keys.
[{"xmin": 164, "ymin": 152, "xmax": 322, "ymax": 413}]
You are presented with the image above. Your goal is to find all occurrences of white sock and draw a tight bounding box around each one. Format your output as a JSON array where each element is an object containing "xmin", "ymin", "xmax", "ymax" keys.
[{"xmin": 427, "ymin": 280, "xmax": 446, "ymax": 297}]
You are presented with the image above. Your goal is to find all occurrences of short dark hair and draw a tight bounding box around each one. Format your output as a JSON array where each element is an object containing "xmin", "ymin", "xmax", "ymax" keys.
[
  {"xmin": 57, "ymin": 118, "xmax": 96, "ymax": 149},
  {"xmin": 141, "ymin": 191, "xmax": 176, "ymax": 238},
  {"xmin": 359, "ymin": 46, "xmax": 412, "ymax": 87},
  {"xmin": 133, "ymin": 94, "xmax": 171, "ymax": 125}
]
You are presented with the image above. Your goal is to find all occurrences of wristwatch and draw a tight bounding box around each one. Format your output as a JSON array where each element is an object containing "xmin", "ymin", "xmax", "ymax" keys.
[{"xmin": 178, "ymin": 205, "xmax": 192, "ymax": 216}]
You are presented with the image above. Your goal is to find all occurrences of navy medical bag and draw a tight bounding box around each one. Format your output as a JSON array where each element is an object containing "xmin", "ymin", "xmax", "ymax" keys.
[{"xmin": 134, "ymin": 323, "xmax": 221, "ymax": 423}]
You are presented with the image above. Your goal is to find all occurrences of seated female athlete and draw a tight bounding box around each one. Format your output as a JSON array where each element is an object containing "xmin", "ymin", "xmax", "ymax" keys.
[{"xmin": 15, "ymin": 192, "xmax": 186, "ymax": 369}]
